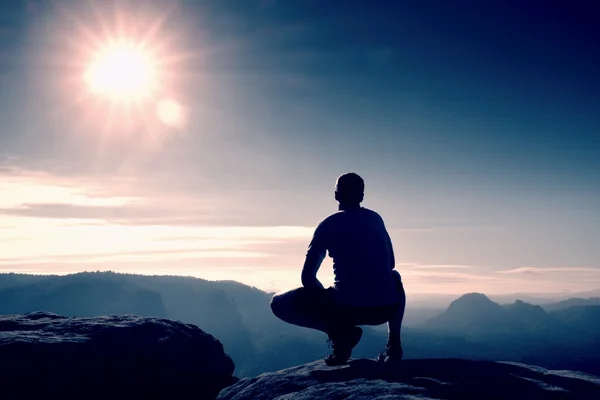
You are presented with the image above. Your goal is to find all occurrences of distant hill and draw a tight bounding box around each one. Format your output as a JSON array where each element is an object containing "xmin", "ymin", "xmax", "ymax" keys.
[
  {"xmin": 422, "ymin": 293, "xmax": 587, "ymax": 342},
  {"xmin": 543, "ymin": 297, "xmax": 600, "ymax": 312},
  {"xmin": 422, "ymin": 293, "xmax": 514, "ymax": 338},
  {"xmin": 0, "ymin": 272, "xmax": 258, "ymax": 375},
  {"xmin": 502, "ymin": 300, "xmax": 564, "ymax": 337},
  {"xmin": 0, "ymin": 273, "xmax": 167, "ymax": 317},
  {"xmin": 489, "ymin": 290, "xmax": 600, "ymax": 306},
  {"xmin": 550, "ymin": 305, "xmax": 600, "ymax": 337},
  {"xmin": 0, "ymin": 273, "xmax": 48, "ymax": 291},
  {"xmin": 421, "ymin": 293, "xmax": 600, "ymax": 375},
  {"xmin": 1, "ymin": 273, "xmax": 599, "ymax": 377}
]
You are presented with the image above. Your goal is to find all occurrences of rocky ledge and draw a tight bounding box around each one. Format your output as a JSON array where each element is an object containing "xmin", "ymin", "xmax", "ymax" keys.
[
  {"xmin": 217, "ymin": 358, "xmax": 600, "ymax": 400},
  {"xmin": 0, "ymin": 311, "xmax": 236, "ymax": 399}
]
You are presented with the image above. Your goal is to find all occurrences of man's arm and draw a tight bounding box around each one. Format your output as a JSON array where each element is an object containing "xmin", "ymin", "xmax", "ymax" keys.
[
  {"xmin": 379, "ymin": 214, "xmax": 395, "ymax": 270},
  {"xmin": 387, "ymin": 231, "xmax": 396, "ymax": 270},
  {"xmin": 301, "ymin": 221, "xmax": 328, "ymax": 289}
]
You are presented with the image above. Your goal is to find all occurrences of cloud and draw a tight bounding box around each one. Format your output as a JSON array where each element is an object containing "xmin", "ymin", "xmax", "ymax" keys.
[
  {"xmin": 496, "ymin": 267, "xmax": 599, "ymax": 275},
  {"xmin": 0, "ymin": 212, "xmax": 313, "ymax": 282},
  {"xmin": 0, "ymin": 166, "xmax": 230, "ymax": 226},
  {"xmin": 2, "ymin": 167, "xmax": 598, "ymax": 295},
  {"xmin": 387, "ymin": 222, "xmax": 500, "ymax": 234},
  {"xmin": 403, "ymin": 270, "xmax": 494, "ymax": 281},
  {"xmin": 0, "ymin": 247, "xmax": 268, "ymax": 266},
  {"xmin": 401, "ymin": 266, "xmax": 497, "ymax": 293},
  {"xmin": 0, "ymin": 166, "xmax": 324, "ymax": 227},
  {"xmin": 0, "ymin": 203, "xmax": 218, "ymax": 225},
  {"xmin": 403, "ymin": 264, "xmax": 476, "ymax": 269},
  {"xmin": 0, "ymin": 166, "xmax": 141, "ymax": 207},
  {"xmin": 0, "ymin": 167, "xmax": 315, "ymax": 269},
  {"xmin": 410, "ymin": 275, "xmax": 483, "ymax": 284}
]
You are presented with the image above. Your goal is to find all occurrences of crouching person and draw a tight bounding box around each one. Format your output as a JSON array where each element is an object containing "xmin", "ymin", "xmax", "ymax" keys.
[{"xmin": 270, "ymin": 173, "xmax": 406, "ymax": 366}]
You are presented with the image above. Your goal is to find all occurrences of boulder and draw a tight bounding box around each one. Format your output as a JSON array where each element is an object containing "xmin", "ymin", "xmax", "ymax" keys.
[
  {"xmin": 217, "ymin": 358, "xmax": 600, "ymax": 400},
  {"xmin": 0, "ymin": 311, "xmax": 236, "ymax": 399}
]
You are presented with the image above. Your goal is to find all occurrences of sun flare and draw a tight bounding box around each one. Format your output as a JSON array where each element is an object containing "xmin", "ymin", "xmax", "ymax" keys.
[
  {"xmin": 84, "ymin": 41, "xmax": 158, "ymax": 102},
  {"xmin": 157, "ymin": 99, "xmax": 185, "ymax": 129},
  {"xmin": 51, "ymin": 0, "xmax": 199, "ymax": 145}
]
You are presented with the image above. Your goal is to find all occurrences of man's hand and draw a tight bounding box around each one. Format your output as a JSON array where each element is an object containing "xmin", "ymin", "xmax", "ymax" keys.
[{"xmin": 301, "ymin": 267, "xmax": 325, "ymax": 290}]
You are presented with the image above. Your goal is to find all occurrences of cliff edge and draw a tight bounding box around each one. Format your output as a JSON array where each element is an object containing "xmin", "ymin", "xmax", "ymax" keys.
[
  {"xmin": 217, "ymin": 358, "xmax": 600, "ymax": 400},
  {"xmin": 0, "ymin": 311, "xmax": 236, "ymax": 399}
]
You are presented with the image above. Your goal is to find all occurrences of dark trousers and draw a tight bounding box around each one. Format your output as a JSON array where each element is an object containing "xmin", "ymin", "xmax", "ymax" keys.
[{"xmin": 270, "ymin": 280, "xmax": 404, "ymax": 338}]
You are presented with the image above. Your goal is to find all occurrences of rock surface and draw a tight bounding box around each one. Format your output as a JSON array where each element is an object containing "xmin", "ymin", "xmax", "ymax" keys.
[
  {"xmin": 0, "ymin": 311, "xmax": 236, "ymax": 399},
  {"xmin": 217, "ymin": 358, "xmax": 600, "ymax": 400}
]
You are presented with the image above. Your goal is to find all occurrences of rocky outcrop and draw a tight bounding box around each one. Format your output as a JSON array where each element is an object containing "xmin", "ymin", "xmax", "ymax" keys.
[
  {"xmin": 0, "ymin": 311, "xmax": 236, "ymax": 399},
  {"xmin": 217, "ymin": 358, "xmax": 600, "ymax": 400}
]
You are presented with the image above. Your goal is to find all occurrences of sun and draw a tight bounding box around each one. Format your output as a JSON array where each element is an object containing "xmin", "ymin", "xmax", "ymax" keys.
[
  {"xmin": 49, "ymin": 0, "xmax": 199, "ymax": 143},
  {"xmin": 84, "ymin": 40, "xmax": 158, "ymax": 102}
]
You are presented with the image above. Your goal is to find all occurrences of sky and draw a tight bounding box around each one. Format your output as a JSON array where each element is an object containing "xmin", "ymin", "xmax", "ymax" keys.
[{"xmin": 0, "ymin": 0, "xmax": 599, "ymax": 295}]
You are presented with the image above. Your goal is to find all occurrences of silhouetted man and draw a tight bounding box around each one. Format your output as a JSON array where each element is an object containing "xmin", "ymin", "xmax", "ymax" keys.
[{"xmin": 270, "ymin": 172, "xmax": 406, "ymax": 366}]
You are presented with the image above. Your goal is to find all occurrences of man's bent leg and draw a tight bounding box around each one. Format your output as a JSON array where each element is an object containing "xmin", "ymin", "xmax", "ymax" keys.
[
  {"xmin": 271, "ymin": 287, "xmax": 363, "ymax": 366},
  {"xmin": 379, "ymin": 270, "xmax": 406, "ymax": 363},
  {"xmin": 388, "ymin": 270, "xmax": 406, "ymax": 340},
  {"xmin": 270, "ymin": 287, "xmax": 335, "ymax": 333}
]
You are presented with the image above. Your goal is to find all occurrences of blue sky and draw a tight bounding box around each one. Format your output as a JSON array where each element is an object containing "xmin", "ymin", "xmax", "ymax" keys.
[{"xmin": 0, "ymin": 0, "xmax": 599, "ymax": 295}]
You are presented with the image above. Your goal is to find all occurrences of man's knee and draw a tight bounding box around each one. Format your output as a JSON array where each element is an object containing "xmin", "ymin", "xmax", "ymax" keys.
[
  {"xmin": 270, "ymin": 294, "xmax": 283, "ymax": 317},
  {"xmin": 271, "ymin": 287, "xmax": 317, "ymax": 321},
  {"xmin": 270, "ymin": 290, "xmax": 297, "ymax": 319},
  {"xmin": 392, "ymin": 270, "xmax": 404, "ymax": 293}
]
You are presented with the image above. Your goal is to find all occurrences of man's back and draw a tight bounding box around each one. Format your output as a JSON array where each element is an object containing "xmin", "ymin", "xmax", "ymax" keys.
[
  {"xmin": 310, "ymin": 207, "xmax": 399, "ymax": 307},
  {"xmin": 273, "ymin": 173, "xmax": 406, "ymax": 366}
]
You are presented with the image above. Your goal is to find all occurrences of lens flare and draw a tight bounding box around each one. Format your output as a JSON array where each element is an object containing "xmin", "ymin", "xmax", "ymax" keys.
[
  {"xmin": 157, "ymin": 99, "xmax": 185, "ymax": 129},
  {"xmin": 42, "ymin": 0, "xmax": 201, "ymax": 154},
  {"xmin": 84, "ymin": 41, "xmax": 158, "ymax": 102}
]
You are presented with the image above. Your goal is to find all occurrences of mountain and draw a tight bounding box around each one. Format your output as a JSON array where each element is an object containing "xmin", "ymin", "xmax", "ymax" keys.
[
  {"xmin": 0, "ymin": 273, "xmax": 50, "ymax": 291},
  {"xmin": 421, "ymin": 293, "xmax": 600, "ymax": 375},
  {"xmin": 2, "ymin": 273, "xmax": 600, "ymax": 377},
  {"xmin": 422, "ymin": 293, "xmax": 512, "ymax": 338},
  {"xmin": 0, "ymin": 272, "xmax": 168, "ymax": 317},
  {"xmin": 544, "ymin": 298, "xmax": 600, "ymax": 312},
  {"xmin": 550, "ymin": 305, "xmax": 600, "ymax": 337},
  {"xmin": 502, "ymin": 300, "xmax": 565, "ymax": 337},
  {"xmin": 423, "ymin": 293, "xmax": 569, "ymax": 340},
  {"xmin": 487, "ymin": 290, "xmax": 600, "ymax": 306},
  {"xmin": 217, "ymin": 359, "xmax": 600, "ymax": 400}
]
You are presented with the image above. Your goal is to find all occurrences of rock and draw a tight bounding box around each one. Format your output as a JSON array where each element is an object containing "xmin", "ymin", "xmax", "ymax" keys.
[
  {"xmin": 0, "ymin": 311, "xmax": 236, "ymax": 399},
  {"xmin": 217, "ymin": 358, "xmax": 600, "ymax": 400}
]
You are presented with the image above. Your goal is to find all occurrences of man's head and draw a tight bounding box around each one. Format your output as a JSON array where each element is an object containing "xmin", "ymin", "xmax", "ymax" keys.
[{"xmin": 335, "ymin": 173, "xmax": 364, "ymax": 207}]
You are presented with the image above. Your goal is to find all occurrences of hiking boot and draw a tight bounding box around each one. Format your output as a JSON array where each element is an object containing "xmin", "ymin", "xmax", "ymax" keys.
[
  {"xmin": 324, "ymin": 326, "xmax": 363, "ymax": 366},
  {"xmin": 377, "ymin": 340, "xmax": 403, "ymax": 363}
]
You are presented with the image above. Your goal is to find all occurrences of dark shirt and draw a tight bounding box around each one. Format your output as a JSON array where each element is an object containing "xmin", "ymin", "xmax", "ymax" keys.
[{"xmin": 301, "ymin": 207, "xmax": 399, "ymax": 307}]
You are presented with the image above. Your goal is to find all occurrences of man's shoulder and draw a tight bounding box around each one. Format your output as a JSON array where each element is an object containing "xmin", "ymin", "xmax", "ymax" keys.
[
  {"xmin": 320, "ymin": 211, "xmax": 344, "ymax": 225},
  {"xmin": 316, "ymin": 211, "xmax": 349, "ymax": 229},
  {"xmin": 362, "ymin": 207, "xmax": 386, "ymax": 222},
  {"xmin": 362, "ymin": 207, "xmax": 381, "ymax": 216},
  {"xmin": 321, "ymin": 208, "xmax": 384, "ymax": 224}
]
